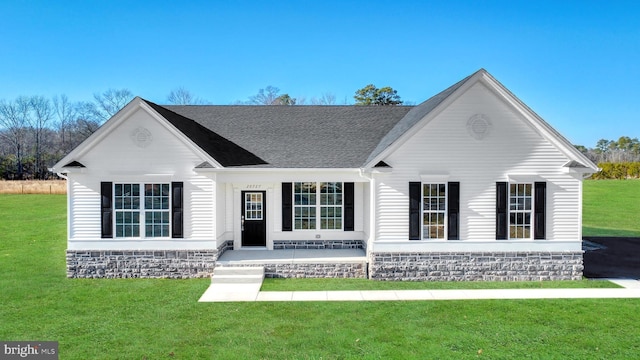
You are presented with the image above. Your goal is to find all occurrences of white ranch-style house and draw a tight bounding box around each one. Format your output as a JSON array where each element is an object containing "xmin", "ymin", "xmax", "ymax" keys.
[{"xmin": 52, "ymin": 69, "xmax": 598, "ymax": 281}]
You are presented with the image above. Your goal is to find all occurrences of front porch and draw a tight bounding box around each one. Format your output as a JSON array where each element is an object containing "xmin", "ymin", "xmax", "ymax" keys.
[{"xmin": 216, "ymin": 249, "xmax": 368, "ymax": 278}]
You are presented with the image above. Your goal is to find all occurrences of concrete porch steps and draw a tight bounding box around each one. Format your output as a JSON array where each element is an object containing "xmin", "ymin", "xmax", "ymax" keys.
[{"xmin": 198, "ymin": 266, "xmax": 265, "ymax": 302}]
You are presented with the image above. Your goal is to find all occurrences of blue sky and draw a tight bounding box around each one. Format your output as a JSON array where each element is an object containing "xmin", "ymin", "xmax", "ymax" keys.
[{"xmin": 1, "ymin": 1, "xmax": 639, "ymax": 147}]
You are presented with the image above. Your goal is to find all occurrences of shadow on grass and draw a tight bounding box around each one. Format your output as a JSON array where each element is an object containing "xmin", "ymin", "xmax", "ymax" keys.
[{"xmin": 583, "ymin": 226, "xmax": 640, "ymax": 238}]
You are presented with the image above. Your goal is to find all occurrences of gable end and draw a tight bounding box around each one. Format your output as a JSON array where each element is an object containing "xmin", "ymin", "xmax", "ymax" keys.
[{"xmin": 143, "ymin": 100, "xmax": 268, "ymax": 167}]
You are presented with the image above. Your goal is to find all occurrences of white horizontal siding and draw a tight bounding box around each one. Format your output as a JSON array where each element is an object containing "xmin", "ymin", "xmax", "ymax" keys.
[
  {"xmin": 79, "ymin": 108, "xmax": 205, "ymax": 176},
  {"xmin": 375, "ymin": 82, "xmax": 582, "ymax": 247},
  {"xmin": 188, "ymin": 176, "xmax": 214, "ymax": 240},
  {"xmin": 376, "ymin": 178, "xmax": 410, "ymax": 241},
  {"xmin": 547, "ymin": 177, "xmax": 581, "ymax": 240},
  {"xmin": 69, "ymin": 177, "xmax": 100, "ymax": 240},
  {"xmin": 67, "ymin": 107, "xmax": 217, "ymax": 247}
]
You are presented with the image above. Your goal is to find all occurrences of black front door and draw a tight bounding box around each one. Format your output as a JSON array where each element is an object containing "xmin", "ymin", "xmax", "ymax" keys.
[{"xmin": 241, "ymin": 191, "xmax": 266, "ymax": 247}]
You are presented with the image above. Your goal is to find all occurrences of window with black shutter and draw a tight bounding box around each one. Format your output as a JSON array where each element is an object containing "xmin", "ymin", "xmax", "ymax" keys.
[
  {"xmin": 496, "ymin": 182, "xmax": 508, "ymax": 240},
  {"xmin": 101, "ymin": 182, "xmax": 182, "ymax": 239},
  {"xmin": 282, "ymin": 183, "xmax": 292, "ymax": 231},
  {"xmin": 409, "ymin": 182, "xmax": 459, "ymax": 240},
  {"xmin": 497, "ymin": 181, "xmax": 546, "ymax": 240},
  {"xmin": 534, "ymin": 182, "xmax": 546, "ymax": 240},
  {"xmin": 171, "ymin": 182, "xmax": 183, "ymax": 238},
  {"xmin": 408, "ymin": 182, "xmax": 421, "ymax": 240},
  {"xmin": 101, "ymin": 182, "xmax": 113, "ymax": 238},
  {"xmin": 447, "ymin": 182, "xmax": 460, "ymax": 240},
  {"xmin": 344, "ymin": 182, "xmax": 354, "ymax": 231}
]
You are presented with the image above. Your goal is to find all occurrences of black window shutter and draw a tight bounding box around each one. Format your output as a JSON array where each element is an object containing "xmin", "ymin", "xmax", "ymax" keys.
[
  {"xmin": 496, "ymin": 182, "xmax": 508, "ymax": 240},
  {"xmin": 534, "ymin": 182, "xmax": 546, "ymax": 240},
  {"xmin": 409, "ymin": 182, "xmax": 421, "ymax": 240},
  {"xmin": 100, "ymin": 182, "xmax": 113, "ymax": 238},
  {"xmin": 344, "ymin": 182, "xmax": 354, "ymax": 231},
  {"xmin": 282, "ymin": 183, "xmax": 292, "ymax": 231},
  {"xmin": 447, "ymin": 182, "xmax": 460, "ymax": 240},
  {"xmin": 171, "ymin": 182, "xmax": 184, "ymax": 238}
]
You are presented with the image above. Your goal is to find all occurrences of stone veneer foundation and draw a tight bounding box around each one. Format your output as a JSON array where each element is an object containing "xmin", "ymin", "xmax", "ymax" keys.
[
  {"xmin": 221, "ymin": 263, "xmax": 367, "ymax": 278},
  {"xmin": 369, "ymin": 251, "xmax": 584, "ymax": 281},
  {"xmin": 66, "ymin": 241, "xmax": 234, "ymax": 279},
  {"xmin": 66, "ymin": 242, "xmax": 583, "ymax": 281}
]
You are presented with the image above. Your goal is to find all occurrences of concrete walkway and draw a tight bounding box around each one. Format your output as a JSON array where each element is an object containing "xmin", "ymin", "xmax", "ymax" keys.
[{"xmin": 198, "ymin": 278, "xmax": 640, "ymax": 303}]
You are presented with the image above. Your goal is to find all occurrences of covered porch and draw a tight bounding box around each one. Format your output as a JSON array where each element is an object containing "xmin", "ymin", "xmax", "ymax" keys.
[{"xmin": 216, "ymin": 248, "xmax": 368, "ymax": 278}]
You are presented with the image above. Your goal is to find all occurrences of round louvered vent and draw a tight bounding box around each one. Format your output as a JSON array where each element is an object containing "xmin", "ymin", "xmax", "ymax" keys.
[
  {"xmin": 467, "ymin": 114, "xmax": 491, "ymax": 140},
  {"xmin": 131, "ymin": 127, "xmax": 153, "ymax": 148}
]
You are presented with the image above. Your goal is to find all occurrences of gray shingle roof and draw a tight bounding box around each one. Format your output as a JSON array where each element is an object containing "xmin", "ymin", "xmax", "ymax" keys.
[
  {"xmin": 142, "ymin": 69, "xmax": 489, "ymax": 169},
  {"xmin": 161, "ymin": 105, "xmax": 413, "ymax": 168},
  {"xmin": 144, "ymin": 100, "xmax": 267, "ymax": 167}
]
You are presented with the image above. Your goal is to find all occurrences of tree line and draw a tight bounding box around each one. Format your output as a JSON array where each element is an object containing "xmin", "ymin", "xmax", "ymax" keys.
[
  {"xmin": 575, "ymin": 136, "xmax": 640, "ymax": 164},
  {"xmin": 0, "ymin": 89, "xmax": 135, "ymax": 180},
  {"xmin": 0, "ymin": 85, "xmax": 404, "ymax": 180},
  {"xmin": 574, "ymin": 137, "xmax": 640, "ymax": 179}
]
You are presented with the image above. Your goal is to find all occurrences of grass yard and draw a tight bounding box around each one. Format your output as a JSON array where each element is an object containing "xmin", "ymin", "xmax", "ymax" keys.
[
  {"xmin": 1, "ymin": 189, "xmax": 640, "ymax": 359},
  {"xmin": 261, "ymin": 278, "xmax": 616, "ymax": 291},
  {"xmin": 583, "ymin": 179, "xmax": 640, "ymax": 237}
]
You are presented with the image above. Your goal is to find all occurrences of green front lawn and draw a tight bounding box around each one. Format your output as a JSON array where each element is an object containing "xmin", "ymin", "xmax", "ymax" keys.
[
  {"xmin": 1, "ymin": 189, "xmax": 640, "ymax": 358},
  {"xmin": 261, "ymin": 278, "xmax": 616, "ymax": 291},
  {"xmin": 583, "ymin": 179, "xmax": 640, "ymax": 236}
]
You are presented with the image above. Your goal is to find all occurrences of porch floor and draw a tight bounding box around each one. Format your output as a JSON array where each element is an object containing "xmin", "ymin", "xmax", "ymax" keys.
[{"xmin": 217, "ymin": 248, "xmax": 366, "ymax": 265}]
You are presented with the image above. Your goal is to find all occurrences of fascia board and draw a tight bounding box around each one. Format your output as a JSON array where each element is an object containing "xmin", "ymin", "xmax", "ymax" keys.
[
  {"xmin": 198, "ymin": 167, "xmax": 363, "ymax": 174},
  {"xmin": 480, "ymin": 73, "xmax": 599, "ymax": 172},
  {"xmin": 199, "ymin": 167, "xmax": 369, "ymax": 183},
  {"xmin": 363, "ymin": 71, "xmax": 484, "ymax": 169}
]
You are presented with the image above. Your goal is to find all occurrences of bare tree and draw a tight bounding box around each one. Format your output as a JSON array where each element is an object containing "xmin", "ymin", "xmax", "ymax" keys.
[
  {"xmin": 53, "ymin": 94, "xmax": 78, "ymax": 154},
  {"xmin": 92, "ymin": 88, "xmax": 133, "ymax": 122},
  {"xmin": 28, "ymin": 96, "xmax": 54, "ymax": 178},
  {"xmin": 248, "ymin": 86, "xmax": 281, "ymax": 105},
  {"xmin": 310, "ymin": 92, "xmax": 337, "ymax": 105},
  {"xmin": 167, "ymin": 87, "xmax": 207, "ymax": 105},
  {"xmin": 73, "ymin": 101, "xmax": 102, "ymax": 140},
  {"xmin": 0, "ymin": 97, "xmax": 30, "ymax": 179}
]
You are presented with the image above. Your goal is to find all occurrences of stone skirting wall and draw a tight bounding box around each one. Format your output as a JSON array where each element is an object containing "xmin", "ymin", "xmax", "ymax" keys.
[
  {"xmin": 223, "ymin": 263, "xmax": 367, "ymax": 278},
  {"xmin": 66, "ymin": 249, "xmax": 222, "ymax": 279},
  {"xmin": 273, "ymin": 240, "xmax": 365, "ymax": 250},
  {"xmin": 369, "ymin": 251, "xmax": 584, "ymax": 281},
  {"xmin": 217, "ymin": 240, "xmax": 234, "ymax": 254}
]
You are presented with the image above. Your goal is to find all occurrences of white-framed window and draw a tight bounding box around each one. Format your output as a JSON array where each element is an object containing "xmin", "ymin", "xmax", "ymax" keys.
[
  {"xmin": 293, "ymin": 182, "xmax": 343, "ymax": 230},
  {"xmin": 114, "ymin": 183, "xmax": 170, "ymax": 238},
  {"xmin": 509, "ymin": 183, "xmax": 532, "ymax": 239},
  {"xmin": 422, "ymin": 183, "xmax": 446, "ymax": 239}
]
